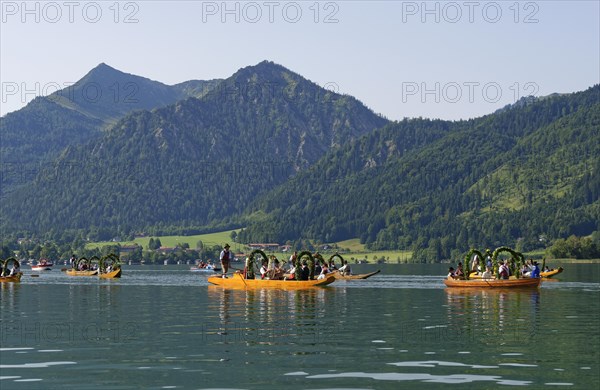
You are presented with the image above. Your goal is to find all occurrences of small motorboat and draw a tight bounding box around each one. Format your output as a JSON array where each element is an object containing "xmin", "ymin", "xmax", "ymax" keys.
[{"xmin": 31, "ymin": 258, "xmax": 53, "ymax": 271}]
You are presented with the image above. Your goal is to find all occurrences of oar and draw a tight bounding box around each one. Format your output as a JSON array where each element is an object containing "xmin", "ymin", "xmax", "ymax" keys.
[{"xmin": 30, "ymin": 274, "xmax": 40, "ymax": 277}]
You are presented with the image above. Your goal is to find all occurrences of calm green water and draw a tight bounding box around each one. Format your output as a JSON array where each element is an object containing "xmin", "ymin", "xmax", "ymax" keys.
[{"xmin": 1, "ymin": 263, "xmax": 598, "ymax": 389}]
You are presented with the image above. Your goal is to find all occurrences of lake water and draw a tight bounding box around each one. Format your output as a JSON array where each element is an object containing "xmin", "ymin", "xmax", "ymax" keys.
[{"xmin": 1, "ymin": 263, "xmax": 599, "ymax": 389}]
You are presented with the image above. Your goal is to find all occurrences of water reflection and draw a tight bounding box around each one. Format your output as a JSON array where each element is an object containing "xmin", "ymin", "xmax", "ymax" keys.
[{"xmin": 444, "ymin": 288, "xmax": 540, "ymax": 346}]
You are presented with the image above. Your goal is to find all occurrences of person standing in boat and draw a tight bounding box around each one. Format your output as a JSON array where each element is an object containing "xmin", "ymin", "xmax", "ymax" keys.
[{"xmin": 219, "ymin": 244, "xmax": 231, "ymax": 278}]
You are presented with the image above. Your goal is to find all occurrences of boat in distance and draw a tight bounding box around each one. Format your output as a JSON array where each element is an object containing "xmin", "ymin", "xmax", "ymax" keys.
[{"xmin": 207, "ymin": 272, "xmax": 336, "ymax": 289}]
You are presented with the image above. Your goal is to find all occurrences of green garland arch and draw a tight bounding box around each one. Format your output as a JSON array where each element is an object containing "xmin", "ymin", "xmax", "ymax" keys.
[
  {"xmin": 100, "ymin": 253, "xmax": 121, "ymax": 273},
  {"xmin": 1, "ymin": 257, "xmax": 20, "ymax": 276},
  {"xmin": 246, "ymin": 249, "xmax": 268, "ymax": 279},
  {"xmin": 328, "ymin": 252, "xmax": 345, "ymax": 268},
  {"xmin": 463, "ymin": 249, "xmax": 484, "ymax": 280},
  {"xmin": 492, "ymin": 246, "xmax": 524, "ymax": 279}
]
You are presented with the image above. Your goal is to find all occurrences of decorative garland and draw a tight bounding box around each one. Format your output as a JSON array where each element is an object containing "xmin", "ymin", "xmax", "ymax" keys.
[
  {"xmin": 246, "ymin": 249, "xmax": 268, "ymax": 279},
  {"xmin": 491, "ymin": 246, "xmax": 524, "ymax": 279},
  {"xmin": 1, "ymin": 258, "xmax": 20, "ymax": 276},
  {"xmin": 328, "ymin": 252, "xmax": 345, "ymax": 268},
  {"xmin": 463, "ymin": 249, "xmax": 484, "ymax": 280},
  {"xmin": 100, "ymin": 253, "xmax": 121, "ymax": 273}
]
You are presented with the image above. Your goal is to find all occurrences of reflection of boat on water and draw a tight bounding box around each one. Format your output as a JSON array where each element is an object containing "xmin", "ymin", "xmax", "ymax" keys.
[
  {"xmin": 208, "ymin": 272, "xmax": 336, "ymax": 289},
  {"xmin": 31, "ymin": 258, "xmax": 53, "ymax": 271},
  {"xmin": 444, "ymin": 277, "xmax": 541, "ymax": 288},
  {"xmin": 331, "ymin": 270, "xmax": 380, "ymax": 280}
]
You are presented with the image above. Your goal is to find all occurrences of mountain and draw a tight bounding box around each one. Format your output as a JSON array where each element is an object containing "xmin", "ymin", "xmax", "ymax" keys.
[
  {"xmin": 0, "ymin": 63, "xmax": 221, "ymax": 195},
  {"xmin": 0, "ymin": 61, "xmax": 388, "ymax": 236},
  {"xmin": 237, "ymin": 85, "xmax": 600, "ymax": 258}
]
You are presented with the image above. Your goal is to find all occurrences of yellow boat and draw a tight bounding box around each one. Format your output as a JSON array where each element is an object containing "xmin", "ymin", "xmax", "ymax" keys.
[
  {"xmin": 98, "ymin": 254, "xmax": 122, "ymax": 279},
  {"xmin": 541, "ymin": 267, "xmax": 563, "ymax": 278},
  {"xmin": 331, "ymin": 270, "xmax": 381, "ymax": 280},
  {"xmin": 208, "ymin": 272, "xmax": 336, "ymax": 289},
  {"xmin": 0, "ymin": 258, "xmax": 22, "ymax": 283},
  {"xmin": 66, "ymin": 269, "xmax": 98, "ymax": 276},
  {"xmin": 99, "ymin": 268, "xmax": 122, "ymax": 279},
  {"xmin": 0, "ymin": 273, "xmax": 22, "ymax": 283},
  {"xmin": 444, "ymin": 276, "xmax": 541, "ymax": 288},
  {"xmin": 66, "ymin": 256, "xmax": 99, "ymax": 276}
]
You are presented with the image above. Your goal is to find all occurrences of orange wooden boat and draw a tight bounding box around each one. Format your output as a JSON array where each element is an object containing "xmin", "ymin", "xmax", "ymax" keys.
[
  {"xmin": 444, "ymin": 277, "xmax": 541, "ymax": 288},
  {"xmin": 541, "ymin": 267, "xmax": 563, "ymax": 278},
  {"xmin": 0, "ymin": 273, "xmax": 22, "ymax": 283},
  {"xmin": 208, "ymin": 272, "xmax": 336, "ymax": 289}
]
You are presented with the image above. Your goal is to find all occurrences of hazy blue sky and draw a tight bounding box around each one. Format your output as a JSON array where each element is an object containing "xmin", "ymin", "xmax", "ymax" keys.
[{"xmin": 1, "ymin": 1, "xmax": 598, "ymax": 119}]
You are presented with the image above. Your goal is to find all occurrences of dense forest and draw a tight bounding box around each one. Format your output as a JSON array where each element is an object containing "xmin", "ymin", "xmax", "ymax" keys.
[
  {"xmin": 238, "ymin": 85, "xmax": 600, "ymax": 259},
  {"xmin": 0, "ymin": 61, "xmax": 387, "ymax": 237},
  {"xmin": 1, "ymin": 61, "xmax": 598, "ymax": 261}
]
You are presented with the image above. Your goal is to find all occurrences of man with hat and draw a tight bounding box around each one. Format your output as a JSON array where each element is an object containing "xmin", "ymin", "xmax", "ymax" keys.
[{"xmin": 220, "ymin": 243, "xmax": 231, "ymax": 278}]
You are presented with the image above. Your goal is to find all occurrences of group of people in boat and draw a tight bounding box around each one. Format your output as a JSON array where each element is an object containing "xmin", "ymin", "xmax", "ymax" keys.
[
  {"xmin": 447, "ymin": 256, "xmax": 544, "ymax": 280},
  {"xmin": 218, "ymin": 244, "xmax": 349, "ymax": 280},
  {"xmin": 0, "ymin": 262, "xmax": 20, "ymax": 277},
  {"xmin": 256, "ymin": 251, "xmax": 344, "ymax": 281}
]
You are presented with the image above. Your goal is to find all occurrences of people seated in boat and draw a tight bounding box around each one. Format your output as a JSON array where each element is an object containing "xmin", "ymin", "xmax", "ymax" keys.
[
  {"xmin": 543, "ymin": 265, "xmax": 550, "ymax": 272},
  {"xmin": 447, "ymin": 267, "xmax": 456, "ymax": 279},
  {"xmin": 317, "ymin": 262, "xmax": 330, "ymax": 280},
  {"xmin": 106, "ymin": 264, "xmax": 113, "ymax": 273},
  {"xmin": 454, "ymin": 263, "xmax": 464, "ymax": 278},
  {"xmin": 520, "ymin": 263, "xmax": 530, "ymax": 277},
  {"xmin": 260, "ymin": 260, "xmax": 269, "ymax": 279},
  {"xmin": 481, "ymin": 266, "xmax": 493, "ymax": 279},
  {"xmin": 470, "ymin": 257, "xmax": 481, "ymax": 275},
  {"xmin": 285, "ymin": 264, "xmax": 297, "ymax": 280},
  {"xmin": 339, "ymin": 261, "xmax": 352, "ymax": 276},
  {"xmin": 270, "ymin": 259, "xmax": 285, "ymax": 280},
  {"xmin": 299, "ymin": 261, "xmax": 310, "ymax": 281},
  {"xmin": 9, "ymin": 263, "xmax": 20, "ymax": 276},
  {"xmin": 314, "ymin": 260, "xmax": 322, "ymax": 275},
  {"xmin": 499, "ymin": 260, "xmax": 510, "ymax": 279},
  {"xmin": 530, "ymin": 261, "xmax": 540, "ymax": 278},
  {"xmin": 78, "ymin": 262, "xmax": 88, "ymax": 271}
]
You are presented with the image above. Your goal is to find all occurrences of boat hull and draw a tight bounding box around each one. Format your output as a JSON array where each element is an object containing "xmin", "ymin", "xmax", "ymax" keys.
[
  {"xmin": 541, "ymin": 267, "xmax": 563, "ymax": 278},
  {"xmin": 444, "ymin": 277, "xmax": 541, "ymax": 288},
  {"xmin": 208, "ymin": 272, "xmax": 336, "ymax": 289},
  {"xmin": 31, "ymin": 266, "xmax": 53, "ymax": 271},
  {"xmin": 332, "ymin": 270, "xmax": 381, "ymax": 280},
  {"xmin": 99, "ymin": 269, "xmax": 122, "ymax": 279},
  {"xmin": 0, "ymin": 273, "xmax": 22, "ymax": 283},
  {"xmin": 66, "ymin": 269, "xmax": 98, "ymax": 276}
]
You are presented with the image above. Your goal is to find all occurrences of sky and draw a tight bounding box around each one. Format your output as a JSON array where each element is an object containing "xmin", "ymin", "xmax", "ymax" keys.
[{"xmin": 1, "ymin": 0, "xmax": 599, "ymax": 120}]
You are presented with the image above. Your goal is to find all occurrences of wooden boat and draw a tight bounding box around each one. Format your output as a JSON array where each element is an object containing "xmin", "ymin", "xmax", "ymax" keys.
[
  {"xmin": 99, "ymin": 268, "xmax": 122, "ymax": 279},
  {"xmin": 98, "ymin": 254, "xmax": 122, "ymax": 279},
  {"xmin": 541, "ymin": 267, "xmax": 563, "ymax": 278},
  {"xmin": 0, "ymin": 273, "xmax": 22, "ymax": 283},
  {"xmin": 1, "ymin": 258, "xmax": 22, "ymax": 282},
  {"xmin": 190, "ymin": 264, "xmax": 221, "ymax": 273},
  {"xmin": 207, "ymin": 272, "xmax": 336, "ymax": 289},
  {"xmin": 66, "ymin": 269, "xmax": 98, "ymax": 276},
  {"xmin": 444, "ymin": 277, "xmax": 541, "ymax": 288},
  {"xmin": 31, "ymin": 258, "xmax": 53, "ymax": 271},
  {"xmin": 331, "ymin": 270, "xmax": 381, "ymax": 280}
]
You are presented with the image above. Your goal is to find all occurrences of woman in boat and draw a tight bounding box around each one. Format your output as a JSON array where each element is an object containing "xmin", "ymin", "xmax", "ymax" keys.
[
  {"xmin": 481, "ymin": 266, "xmax": 493, "ymax": 279},
  {"xmin": 447, "ymin": 267, "xmax": 455, "ymax": 279},
  {"xmin": 499, "ymin": 260, "xmax": 510, "ymax": 279},
  {"xmin": 339, "ymin": 260, "xmax": 352, "ymax": 276},
  {"xmin": 454, "ymin": 262, "xmax": 464, "ymax": 278},
  {"xmin": 270, "ymin": 259, "xmax": 285, "ymax": 280},
  {"xmin": 530, "ymin": 262, "xmax": 540, "ymax": 278},
  {"xmin": 317, "ymin": 262, "xmax": 330, "ymax": 280},
  {"xmin": 470, "ymin": 257, "xmax": 481, "ymax": 275},
  {"xmin": 9, "ymin": 262, "xmax": 20, "ymax": 276},
  {"xmin": 260, "ymin": 260, "xmax": 269, "ymax": 279}
]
